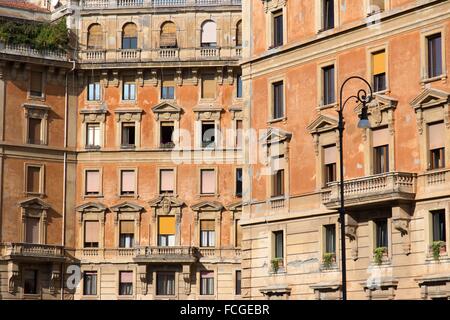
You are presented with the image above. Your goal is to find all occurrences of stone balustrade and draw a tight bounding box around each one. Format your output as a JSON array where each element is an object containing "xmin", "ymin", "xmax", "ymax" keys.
[
  {"xmin": 0, "ymin": 42, "xmax": 67, "ymax": 61},
  {"xmin": 81, "ymin": 0, "xmax": 241, "ymax": 9},
  {"xmin": 0, "ymin": 243, "xmax": 64, "ymax": 259}
]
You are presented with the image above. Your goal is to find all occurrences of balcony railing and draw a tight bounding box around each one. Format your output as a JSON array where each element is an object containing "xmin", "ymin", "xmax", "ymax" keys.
[
  {"xmin": 117, "ymin": 49, "xmax": 141, "ymax": 61},
  {"xmin": 1, "ymin": 243, "xmax": 64, "ymax": 259},
  {"xmin": 322, "ymin": 172, "xmax": 417, "ymax": 209},
  {"xmin": 83, "ymin": 50, "xmax": 106, "ymax": 62},
  {"xmin": 197, "ymin": 47, "xmax": 220, "ymax": 59},
  {"xmin": 270, "ymin": 197, "xmax": 285, "ymax": 210},
  {"xmin": 81, "ymin": 0, "xmax": 241, "ymax": 9},
  {"xmin": 134, "ymin": 245, "xmax": 198, "ymax": 263},
  {"xmin": 158, "ymin": 48, "xmax": 179, "ymax": 60},
  {"xmin": 198, "ymin": 248, "xmax": 241, "ymax": 259},
  {"xmin": 0, "ymin": 42, "xmax": 67, "ymax": 61}
]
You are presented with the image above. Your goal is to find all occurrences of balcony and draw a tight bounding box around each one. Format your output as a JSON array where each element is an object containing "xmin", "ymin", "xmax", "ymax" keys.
[
  {"xmin": 158, "ymin": 48, "xmax": 179, "ymax": 60},
  {"xmin": 81, "ymin": 0, "xmax": 241, "ymax": 9},
  {"xmin": 117, "ymin": 49, "xmax": 141, "ymax": 61},
  {"xmin": 76, "ymin": 248, "xmax": 137, "ymax": 262},
  {"xmin": 417, "ymin": 169, "xmax": 450, "ymax": 199},
  {"xmin": 197, "ymin": 248, "xmax": 241, "ymax": 261},
  {"xmin": 321, "ymin": 172, "xmax": 417, "ymax": 209},
  {"xmin": 197, "ymin": 47, "xmax": 220, "ymax": 59},
  {"xmin": 0, "ymin": 42, "xmax": 67, "ymax": 61},
  {"xmin": 82, "ymin": 50, "xmax": 106, "ymax": 62},
  {"xmin": 0, "ymin": 243, "xmax": 65, "ymax": 262},
  {"xmin": 134, "ymin": 246, "xmax": 198, "ymax": 264}
]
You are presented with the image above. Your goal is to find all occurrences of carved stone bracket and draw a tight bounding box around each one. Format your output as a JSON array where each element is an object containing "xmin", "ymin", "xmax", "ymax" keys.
[
  {"xmin": 182, "ymin": 265, "xmax": 191, "ymax": 295},
  {"xmin": 216, "ymin": 67, "xmax": 223, "ymax": 85},
  {"xmin": 101, "ymin": 70, "xmax": 109, "ymax": 87},
  {"xmin": 49, "ymin": 268, "xmax": 60, "ymax": 295},
  {"xmin": 392, "ymin": 205, "xmax": 412, "ymax": 255},
  {"xmin": 345, "ymin": 215, "xmax": 358, "ymax": 261},
  {"xmin": 8, "ymin": 262, "xmax": 19, "ymax": 295},
  {"xmin": 148, "ymin": 69, "xmax": 158, "ymax": 87},
  {"xmin": 111, "ymin": 70, "xmax": 119, "ymax": 87},
  {"xmin": 175, "ymin": 68, "xmax": 183, "ymax": 86},
  {"xmin": 226, "ymin": 67, "xmax": 234, "ymax": 85},
  {"xmin": 137, "ymin": 69, "xmax": 144, "ymax": 87}
]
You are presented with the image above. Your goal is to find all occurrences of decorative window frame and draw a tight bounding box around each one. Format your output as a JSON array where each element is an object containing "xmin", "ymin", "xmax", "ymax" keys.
[
  {"xmin": 116, "ymin": 268, "xmax": 136, "ymax": 300},
  {"xmin": 267, "ymin": 76, "xmax": 286, "ymax": 123},
  {"xmin": 193, "ymin": 105, "xmax": 223, "ymax": 149},
  {"xmin": 75, "ymin": 202, "xmax": 107, "ymax": 249},
  {"xmin": 159, "ymin": 71, "xmax": 177, "ymax": 101},
  {"xmin": 314, "ymin": 0, "xmax": 340, "ymax": 33},
  {"xmin": 120, "ymin": 73, "xmax": 138, "ymax": 103},
  {"xmin": 227, "ymin": 201, "xmax": 242, "ymax": 248},
  {"xmin": 196, "ymin": 267, "xmax": 217, "ymax": 299},
  {"xmin": 262, "ymin": 0, "xmax": 287, "ymax": 49},
  {"xmin": 366, "ymin": 43, "xmax": 390, "ymax": 94},
  {"xmin": 24, "ymin": 163, "xmax": 45, "ymax": 196},
  {"xmin": 355, "ymin": 94, "xmax": 398, "ymax": 175},
  {"xmin": 416, "ymin": 276, "xmax": 450, "ymax": 300},
  {"xmin": 148, "ymin": 195, "xmax": 184, "ymax": 246},
  {"xmin": 307, "ymin": 114, "xmax": 340, "ymax": 189},
  {"xmin": 424, "ymin": 203, "xmax": 450, "ymax": 260},
  {"xmin": 364, "ymin": 0, "xmax": 390, "ymax": 16},
  {"xmin": 368, "ymin": 215, "xmax": 393, "ymax": 266},
  {"xmin": 198, "ymin": 167, "xmax": 219, "ymax": 197},
  {"xmin": 18, "ymin": 197, "xmax": 50, "ymax": 244},
  {"xmin": 267, "ymin": 224, "xmax": 287, "ymax": 274},
  {"xmin": 115, "ymin": 109, "xmax": 143, "ymax": 149},
  {"xmin": 117, "ymin": 167, "xmax": 138, "ymax": 198},
  {"xmin": 157, "ymin": 166, "xmax": 177, "ymax": 196},
  {"xmin": 317, "ymin": 59, "xmax": 337, "ymax": 110},
  {"xmin": 83, "ymin": 167, "xmax": 103, "ymax": 198},
  {"xmin": 199, "ymin": 70, "xmax": 220, "ymax": 102},
  {"xmin": 85, "ymin": 74, "xmax": 104, "ymax": 105},
  {"xmin": 420, "ymin": 26, "xmax": 447, "ymax": 85},
  {"xmin": 152, "ymin": 268, "xmax": 180, "ymax": 299},
  {"xmin": 310, "ymin": 281, "xmax": 342, "ymax": 300},
  {"xmin": 151, "ymin": 101, "xmax": 183, "ymax": 149},
  {"xmin": 191, "ymin": 201, "xmax": 224, "ymax": 249},
  {"xmin": 229, "ymin": 105, "xmax": 244, "ymax": 149},
  {"xmin": 110, "ymin": 202, "xmax": 144, "ymax": 248},
  {"xmin": 80, "ymin": 266, "xmax": 101, "ymax": 300},
  {"xmin": 23, "ymin": 103, "xmax": 50, "ymax": 145},
  {"xmin": 410, "ymin": 88, "xmax": 450, "ymax": 171},
  {"xmin": 318, "ymin": 219, "xmax": 340, "ymax": 271},
  {"xmin": 27, "ymin": 68, "xmax": 45, "ymax": 101},
  {"xmin": 80, "ymin": 109, "xmax": 107, "ymax": 149}
]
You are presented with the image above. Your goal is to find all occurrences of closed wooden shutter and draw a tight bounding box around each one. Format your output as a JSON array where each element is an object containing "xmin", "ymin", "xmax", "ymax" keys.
[
  {"xmin": 429, "ymin": 122, "xmax": 445, "ymax": 150},
  {"xmin": 372, "ymin": 51, "xmax": 386, "ymax": 75},
  {"xmin": 120, "ymin": 221, "xmax": 134, "ymax": 234},
  {"xmin": 30, "ymin": 71, "xmax": 43, "ymax": 96},
  {"xmin": 28, "ymin": 118, "xmax": 42, "ymax": 144},
  {"xmin": 160, "ymin": 22, "xmax": 177, "ymax": 47},
  {"xmin": 87, "ymin": 24, "xmax": 103, "ymax": 49},
  {"xmin": 123, "ymin": 23, "xmax": 137, "ymax": 38},
  {"xmin": 25, "ymin": 217, "xmax": 40, "ymax": 243},
  {"xmin": 121, "ymin": 170, "xmax": 135, "ymax": 193},
  {"xmin": 201, "ymin": 220, "xmax": 215, "ymax": 231},
  {"xmin": 84, "ymin": 221, "xmax": 99, "ymax": 243},
  {"xmin": 27, "ymin": 166, "xmax": 41, "ymax": 193},
  {"xmin": 201, "ymin": 73, "xmax": 216, "ymax": 99},
  {"xmin": 162, "ymin": 74, "xmax": 175, "ymax": 87},
  {"xmin": 120, "ymin": 271, "xmax": 133, "ymax": 283},
  {"xmin": 159, "ymin": 216, "xmax": 176, "ymax": 235}
]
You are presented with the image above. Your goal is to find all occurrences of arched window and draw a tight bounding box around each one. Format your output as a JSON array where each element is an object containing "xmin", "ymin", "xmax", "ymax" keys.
[
  {"xmin": 201, "ymin": 20, "xmax": 217, "ymax": 47},
  {"xmin": 160, "ymin": 21, "xmax": 177, "ymax": 48},
  {"xmin": 87, "ymin": 24, "xmax": 103, "ymax": 49},
  {"xmin": 122, "ymin": 23, "xmax": 138, "ymax": 49},
  {"xmin": 236, "ymin": 20, "xmax": 242, "ymax": 47}
]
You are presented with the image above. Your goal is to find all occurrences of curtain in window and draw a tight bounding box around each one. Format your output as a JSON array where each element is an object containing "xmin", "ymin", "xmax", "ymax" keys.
[
  {"xmin": 121, "ymin": 170, "xmax": 135, "ymax": 193},
  {"xmin": 84, "ymin": 221, "xmax": 99, "ymax": 245},
  {"xmin": 201, "ymin": 73, "xmax": 216, "ymax": 99},
  {"xmin": 87, "ymin": 123, "xmax": 101, "ymax": 146},
  {"xmin": 427, "ymin": 34, "xmax": 442, "ymax": 78},
  {"xmin": 429, "ymin": 122, "xmax": 445, "ymax": 150},
  {"xmin": 274, "ymin": 231, "xmax": 284, "ymax": 258},
  {"xmin": 201, "ymin": 271, "xmax": 214, "ymax": 295},
  {"xmin": 372, "ymin": 127, "xmax": 389, "ymax": 148},
  {"xmin": 84, "ymin": 272, "xmax": 97, "ymax": 295},
  {"xmin": 376, "ymin": 220, "xmax": 388, "ymax": 248},
  {"xmin": 157, "ymin": 273, "xmax": 175, "ymax": 295},
  {"xmin": 325, "ymin": 225, "xmax": 336, "ymax": 253}
]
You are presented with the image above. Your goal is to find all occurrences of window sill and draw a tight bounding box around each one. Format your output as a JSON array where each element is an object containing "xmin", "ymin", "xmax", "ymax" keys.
[
  {"xmin": 373, "ymin": 89, "xmax": 390, "ymax": 95},
  {"xmin": 119, "ymin": 194, "xmax": 138, "ymax": 199},
  {"xmin": 86, "ymin": 100, "xmax": 103, "ymax": 105},
  {"xmin": 83, "ymin": 194, "xmax": 103, "ymax": 199},
  {"xmin": 199, "ymin": 193, "xmax": 218, "ymax": 198},
  {"xmin": 120, "ymin": 145, "xmax": 136, "ymax": 150},
  {"xmin": 117, "ymin": 295, "xmax": 134, "ymax": 300},
  {"xmin": 85, "ymin": 145, "xmax": 101, "ymax": 151},
  {"xmin": 317, "ymin": 102, "xmax": 337, "ymax": 111},
  {"xmin": 420, "ymin": 74, "xmax": 447, "ymax": 85},
  {"xmin": 28, "ymin": 94, "xmax": 45, "ymax": 102},
  {"xmin": 25, "ymin": 192, "xmax": 45, "ymax": 198},
  {"xmin": 199, "ymin": 98, "xmax": 217, "ymax": 103},
  {"xmin": 155, "ymin": 295, "xmax": 177, "ymax": 300},
  {"xmin": 81, "ymin": 295, "xmax": 99, "ymax": 300},
  {"xmin": 267, "ymin": 117, "xmax": 286, "ymax": 124},
  {"xmin": 22, "ymin": 294, "xmax": 41, "ymax": 300}
]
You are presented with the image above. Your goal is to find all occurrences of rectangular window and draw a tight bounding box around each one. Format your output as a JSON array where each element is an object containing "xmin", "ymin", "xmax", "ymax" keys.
[
  {"xmin": 372, "ymin": 50, "xmax": 386, "ymax": 92},
  {"xmin": 201, "ymin": 73, "xmax": 216, "ymax": 99},
  {"xmin": 161, "ymin": 75, "xmax": 175, "ymax": 100},
  {"xmin": 160, "ymin": 121, "xmax": 175, "ymax": 148},
  {"xmin": 119, "ymin": 220, "xmax": 134, "ymax": 248},
  {"xmin": 87, "ymin": 77, "xmax": 101, "ymax": 101},
  {"xmin": 121, "ymin": 123, "xmax": 136, "ymax": 148},
  {"xmin": 235, "ymin": 270, "xmax": 242, "ymax": 295},
  {"xmin": 372, "ymin": 127, "xmax": 389, "ymax": 174},
  {"xmin": 322, "ymin": 65, "xmax": 335, "ymax": 105},
  {"xmin": 84, "ymin": 221, "xmax": 99, "ymax": 248},
  {"xmin": 200, "ymin": 271, "xmax": 214, "ymax": 295},
  {"xmin": 156, "ymin": 272, "xmax": 175, "ymax": 296},
  {"xmin": 324, "ymin": 224, "xmax": 336, "ymax": 254},
  {"xmin": 322, "ymin": 0, "xmax": 335, "ymax": 31},
  {"xmin": 432, "ymin": 210, "xmax": 446, "ymax": 242},
  {"xmin": 85, "ymin": 170, "xmax": 100, "ymax": 195},
  {"xmin": 236, "ymin": 73, "xmax": 243, "ymax": 98},
  {"xmin": 86, "ymin": 123, "xmax": 101, "ymax": 148},
  {"xmin": 30, "ymin": 71, "xmax": 43, "ymax": 97},
  {"xmin": 235, "ymin": 168, "xmax": 243, "ymax": 197},
  {"xmin": 28, "ymin": 118, "xmax": 42, "ymax": 145},
  {"xmin": 119, "ymin": 271, "xmax": 133, "ymax": 296},
  {"xmin": 200, "ymin": 169, "xmax": 216, "ymax": 195},
  {"xmin": 272, "ymin": 10, "xmax": 283, "ymax": 48},
  {"xmin": 427, "ymin": 33, "xmax": 443, "ymax": 78},
  {"xmin": 236, "ymin": 120, "xmax": 243, "ymax": 148},
  {"xmin": 375, "ymin": 219, "xmax": 388, "ymax": 248},
  {"xmin": 272, "ymin": 81, "xmax": 284, "ymax": 119},
  {"xmin": 160, "ymin": 169, "xmax": 174, "ymax": 194},
  {"xmin": 429, "ymin": 122, "xmax": 445, "ymax": 170},
  {"xmin": 273, "ymin": 230, "xmax": 284, "ymax": 259},
  {"xmin": 235, "ymin": 219, "xmax": 242, "ymax": 248},
  {"xmin": 271, "ymin": 169, "xmax": 284, "ymax": 197},
  {"xmin": 83, "ymin": 271, "xmax": 97, "ymax": 296},
  {"xmin": 25, "ymin": 217, "xmax": 40, "ymax": 244},
  {"xmin": 122, "ymin": 77, "xmax": 136, "ymax": 100},
  {"xmin": 120, "ymin": 170, "xmax": 136, "ymax": 196},
  {"xmin": 26, "ymin": 166, "xmax": 41, "ymax": 194},
  {"xmin": 24, "ymin": 270, "xmax": 38, "ymax": 294},
  {"xmin": 200, "ymin": 220, "xmax": 215, "ymax": 247},
  {"xmin": 324, "ymin": 145, "xmax": 337, "ymax": 184},
  {"xmin": 158, "ymin": 216, "xmax": 176, "ymax": 247},
  {"xmin": 201, "ymin": 121, "xmax": 216, "ymax": 148}
]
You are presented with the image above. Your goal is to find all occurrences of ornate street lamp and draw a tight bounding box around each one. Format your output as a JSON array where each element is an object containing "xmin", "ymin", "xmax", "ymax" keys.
[{"xmin": 337, "ymin": 76, "xmax": 373, "ymax": 300}]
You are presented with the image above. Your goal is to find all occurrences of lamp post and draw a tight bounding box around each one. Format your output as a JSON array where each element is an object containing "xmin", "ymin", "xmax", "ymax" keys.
[{"xmin": 337, "ymin": 76, "xmax": 373, "ymax": 300}]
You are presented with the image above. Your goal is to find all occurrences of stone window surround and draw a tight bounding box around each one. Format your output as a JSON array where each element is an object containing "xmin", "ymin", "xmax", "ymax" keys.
[
  {"xmin": 368, "ymin": 215, "xmax": 393, "ymax": 265},
  {"xmin": 227, "ymin": 201, "xmax": 242, "ymax": 248},
  {"xmin": 19, "ymin": 198, "xmax": 49, "ymax": 245},
  {"xmin": 317, "ymin": 59, "xmax": 337, "ymax": 110},
  {"xmin": 229, "ymin": 105, "xmax": 244, "ymax": 149},
  {"xmin": 314, "ymin": 0, "xmax": 340, "ymax": 33},
  {"xmin": 197, "ymin": 18, "xmax": 222, "ymax": 48},
  {"xmin": 110, "ymin": 202, "xmax": 143, "ymax": 248},
  {"xmin": 115, "ymin": 109, "xmax": 143, "ymax": 149},
  {"xmin": 424, "ymin": 203, "xmax": 450, "ymax": 260},
  {"xmin": 27, "ymin": 67, "xmax": 45, "ymax": 100},
  {"xmin": 366, "ymin": 43, "xmax": 390, "ymax": 94},
  {"xmin": 193, "ymin": 105, "xmax": 223, "ymax": 149},
  {"xmin": 80, "ymin": 109, "xmax": 107, "ymax": 149},
  {"xmin": 76, "ymin": 203, "xmax": 107, "ymax": 249},
  {"xmin": 116, "ymin": 268, "xmax": 136, "ymax": 299},
  {"xmin": 148, "ymin": 196, "xmax": 184, "ymax": 247},
  {"xmin": 262, "ymin": 0, "xmax": 287, "ymax": 49},
  {"xmin": 196, "ymin": 267, "xmax": 217, "ymax": 299},
  {"xmin": 191, "ymin": 201, "xmax": 224, "ymax": 249},
  {"xmin": 198, "ymin": 166, "xmax": 219, "ymax": 197},
  {"xmin": 151, "ymin": 101, "xmax": 183, "ymax": 149},
  {"xmin": 157, "ymin": 166, "xmax": 178, "ymax": 196},
  {"xmin": 80, "ymin": 266, "xmax": 100, "ymax": 300},
  {"xmin": 83, "ymin": 167, "xmax": 103, "ymax": 198},
  {"xmin": 83, "ymin": 20, "xmax": 107, "ymax": 50},
  {"xmin": 199, "ymin": 69, "xmax": 221, "ymax": 102},
  {"xmin": 416, "ymin": 275, "xmax": 450, "ymax": 300},
  {"xmin": 24, "ymin": 163, "xmax": 45, "ymax": 197},
  {"xmin": 120, "ymin": 73, "xmax": 139, "ymax": 103},
  {"xmin": 318, "ymin": 219, "xmax": 340, "ymax": 270},
  {"xmin": 23, "ymin": 103, "xmax": 50, "ymax": 146},
  {"xmin": 151, "ymin": 266, "xmax": 181, "ymax": 299},
  {"xmin": 267, "ymin": 224, "xmax": 287, "ymax": 274},
  {"xmin": 420, "ymin": 25, "xmax": 448, "ymax": 84},
  {"xmin": 85, "ymin": 73, "xmax": 104, "ymax": 105},
  {"xmin": 267, "ymin": 75, "xmax": 286, "ymax": 123},
  {"xmin": 117, "ymin": 167, "xmax": 139, "ymax": 198}
]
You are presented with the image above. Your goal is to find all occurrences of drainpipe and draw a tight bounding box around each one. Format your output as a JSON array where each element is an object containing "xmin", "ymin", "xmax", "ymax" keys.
[{"xmin": 61, "ymin": 59, "xmax": 76, "ymax": 301}]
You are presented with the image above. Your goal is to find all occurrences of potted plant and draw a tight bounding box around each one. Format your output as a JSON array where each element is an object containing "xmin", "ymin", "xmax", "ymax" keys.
[
  {"xmin": 431, "ymin": 241, "xmax": 446, "ymax": 260},
  {"xmin": 322, "ymin": 252, "xmax": 335, "ymax": 269},
  {"xmin": 373, "ymin": 247, "xmax": 387, "ymax": 265},
  {"xmin": 271, "ymin": 258, "xmax": 283, "ymax": 273}
]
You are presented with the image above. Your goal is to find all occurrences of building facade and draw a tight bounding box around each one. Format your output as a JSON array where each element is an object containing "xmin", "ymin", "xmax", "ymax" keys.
[{"xmin": 241, "ymin": 0, "xmax": 450, "ymax": 300}]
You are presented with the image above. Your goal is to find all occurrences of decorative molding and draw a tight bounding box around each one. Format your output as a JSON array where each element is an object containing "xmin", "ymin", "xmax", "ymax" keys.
[
  {"xmin": 345, "ymin": 214, "xmax": 358, "ymax": 261},
  {"xmin": 193, "ymin": 105, "xmax": 223, "ymax": 121},
  {"xmin": 175, "ymin": 68, "xmax": 183, "ymax": 86},
  {"xmin": 115, "ymin": 109, "xmax": 143, "ymax": 122},
  {"xmin": 137, "ymin": 69, "xmax": 144, "ymax": 87},
  {"xmin": 260, "ymin": 127, "xmax": 292, "ymax": 145},
  {"xmin": 261, "ymin": 0, "xmax": 287, "ymax": 13},
  {"xmin": 151, "ymin": 102, "xmax": 183, "ymax": 121},
  {"xmin": 229, "ymin": 106, "xmax": 243, "ymax": 120},
  {"xmin": 80, "ymin": 108, "xmax": 107, "ymax": 123}
]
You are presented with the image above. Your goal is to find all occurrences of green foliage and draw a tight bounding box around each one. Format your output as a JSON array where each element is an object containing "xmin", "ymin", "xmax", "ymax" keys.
[
  {"xmin": 271, "ymin": 258, "xmax": 281, "ymax": 273},
  {"xmin": 431, "ymin": 241, "xmax": 445, "ymax": 261},
  {"xmin": 322, "ymin": 252, "xmax": 335, "ymax": 269},
  {"xmin": 373, "ymin": 247, "xmax": 387, "ymax": 265},
  {"xmin": 0, "ymin": 17, "xmax": 69, "ymax": 51}
]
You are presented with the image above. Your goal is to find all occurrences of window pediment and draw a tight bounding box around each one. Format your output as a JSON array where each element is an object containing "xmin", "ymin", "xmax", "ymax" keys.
[
  {"xmin": 354, "ymin": 94, "xmax": 398, "ymax": 128},
  {"xmin": 18, "ymin": 197, "xmax": 50, "ymax": 210},
  {"xmin": 115, "ymin": 109, "xmax": 143, "ymax": 122},
  {"xmin": 22, "ymin": 103, "xmax": 50, "ymax": 119},
  {"xmin": 260, "ymin": 127, "xmax": 292, "ymax": 145},
  {"xmin": 110, "ymin": 201, "xmax": 144, "ymax": 212},
  {"xmin": 307, "ymin": 114, "xmax": 339, "ymax": 135},
  {"xmin": 261, "ymin": 0, "xmax": 287, "ymax": 13},
  {"xmin": 193, "ymin": 105, "xmax": 223, "ymax": 121},
  {"xmin": 410, "ymin": 88, "xmax": 450, "ymax": 111},
  {"xmin": 151, "ymin": 102, "xmax": 183, "ymax": 121},
  {"xmin": 226, "ymin": 201, "xmax": 242, "ymax": 212},
  {"xmin": 76, "ymin": 202, "xmax": 107, "ymax": 213},
  {"xmin": 191, "ymin": 201, "xmax": 223, "ymax": 212},
  {"xmin": 80, "ymin": 108, "xmax": 107, "ymax": 123}
]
